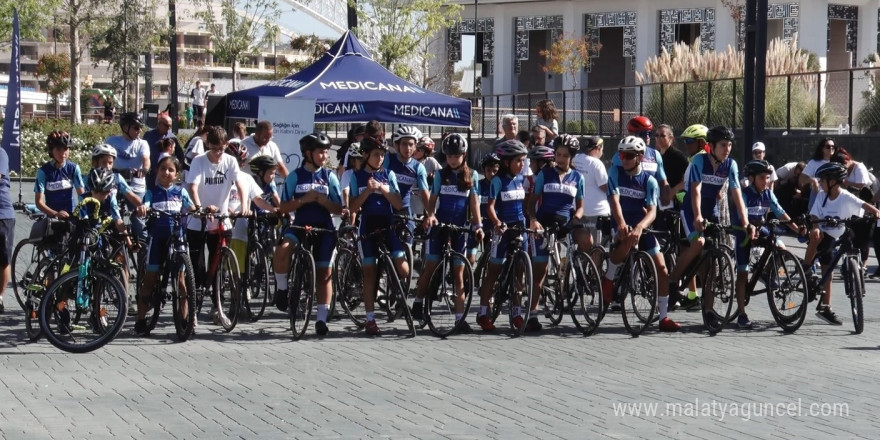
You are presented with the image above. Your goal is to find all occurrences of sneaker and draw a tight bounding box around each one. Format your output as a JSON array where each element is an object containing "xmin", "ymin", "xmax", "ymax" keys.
[
  {"xmin": 667, "ymin": 283, "xmax": 683, "ymax": 310},
  {"xmin": 815, "ymin": 306, "xmax": 843, "ymax": 326},
  {"xmin": 609, "ymin": 301, "xmax": 621, "ymax": 312},
  {"xmin": 658, "ymin": 317, "xmax": 681, "ymax": 332},
  {"xmin": 512, "ymin": 315, "xmax": 524, "ymax": 331},
  {"xmin": 364, "ymin": 319, "xmax": 380, "ymax": 335},
  {"xmin": 212, "ymin": 309, "xmax": 231, "ymax": 328},
  {"xmin": 455, "ymin": 319, "xmax": 474, "ymax": 334},
  {"xmin": 679, "ymin": 296, "xmax": 701, "ymax": 311},
  {"xmin": 134, "ymin": 319, "xmax": 148, "ymax": 336},
  {"xmin": 737, "ymin": 313, "xmax": 753, "ymax": 329},
  {"xmin": 476, "ymin": 314, "xmax": 496, "ymax": 332},
  {"xmin": 601, "ymin": 278, "xmax": 614, "ymax": 304},
  {"xmin": 525, "ymin": 316, "xmax": 543, "ymax": 332},
  {"xmin": 315, "ymin": 320, "xmax": 329, "ymax": 336},
  {"xmin": 411, "ymin": 301, "xmax": 424, "ymax": 321},
  {"xmin": 871, "ymin": 268, "xmax": 880, "ymax": 279},
  {"xmin": 275, "ymin": 289, "xmax": 289, "ymax": 312}
]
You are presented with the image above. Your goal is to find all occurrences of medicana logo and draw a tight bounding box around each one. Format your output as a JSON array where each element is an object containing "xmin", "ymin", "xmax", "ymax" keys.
[
  {"xmin": 393, "ymin": 105, "xmax": 461, "ymax": 119},
  {"xmin": 319, "ymin": 81, "xmax": 425, "ymax": 94},
  {"xmin": 315, "ymin": 102, "xmax": 366, "ymax": 115}
]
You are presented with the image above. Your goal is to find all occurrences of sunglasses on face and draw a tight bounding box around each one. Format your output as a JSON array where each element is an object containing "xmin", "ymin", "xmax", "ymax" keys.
[
  {"xmin": 682, "ymin": 138, "xmax": 697, "ymax": 145},
  {"xmin": 638, "ymin": 130, "xmax": 653, "ymax": 138},
  {"xmin": 619, "ymin": 152, "xmax": 639, "ymax": 161},
  {"xmin": 824, "ymin": 144, "xmax": 835, "ymax": 150}
]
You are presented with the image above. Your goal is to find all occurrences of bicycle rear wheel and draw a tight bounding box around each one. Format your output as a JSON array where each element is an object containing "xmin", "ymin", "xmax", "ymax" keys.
[
  {"xmin": 543, "ymin": 258, "xmax": 564, "ymax": 326},
  {"xmin": 426, "ymin": 252, "xmax": 473, "ymax": 338},
  {"xmin": 701, "ymin": 249, "xmax": 735, "ymax": 335},
  {"xmin": 765, "ymin": 249, "xmax": 808, "ymax": 333},
  {"xmin": 243, "ymin": 242, "xmax": 270, "ymax": 322},
  {"xmin": 142, "ymin": 252, "xmax": 162, "ymax": 333},
  {"xmin": 845, "ymin": 257, "xmax": 864, "ymax": 334},
  {"xmin": 289, "ymin": 251, "xmax": 316, "ymax": 340},
  {"xmin": 39, "ymin": 270, "xmax": 127, "ymax": 353},
  {"xmin": 508, "ymin": 250, "xmax": 533, "ymax": 336},
  {"xmin": 171, "ymin": 252, "xmax": 196, "ymax": 341},
  {"xmin": 589, "ymin": 245, "xmax": 608, "ymax": 279},
  {"xmin": 568, "ymin": 251, "xmax": 603, "ymax": 336},
  {"xmin": 621, "ymin": 252, "xmax": 658, "ymax": 337},
  {"xmin": 214, "ymin": 247, "xmax": 241, "ymax": 332},
  {"xmin": 335, "ymin": 248, "xmax": 366, "ymax": 328},
  {"xmin": 12, "ymin": 240, "xmax": 45, "ymax": 311}
]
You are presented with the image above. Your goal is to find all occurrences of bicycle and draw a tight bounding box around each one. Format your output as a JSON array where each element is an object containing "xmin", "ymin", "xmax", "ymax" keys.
[
  {"xmin": 286, "ymin": 224, "xmax": 336, "ymax": 340},
  {"xmin": 138, "ymin": 210, "xmax": 197, "ymax": 341},
  {"xmin": 193, "ymin": 211, "xmax": 242, "ymax": 333},
  {"xmin": 241, "ymin": 212, "xmax": 277, "ymax": 322},
  {"xmin": 38, "ymin": 198, "xmax": 128, "ymax": 353},
  {"xmin": 488, "ymin": 224, "xmax": 535, "ymax": 336},
  {"xmin": 415, "ymin": 222, "xmax": 475, "ymax": 338},
  {"xmin": 594, "ymin": 228, "xmax": 659, "ymax": 337},
  {"xmin": 333, "ymin": 223, "xmax": 365, "ymax": 327}
]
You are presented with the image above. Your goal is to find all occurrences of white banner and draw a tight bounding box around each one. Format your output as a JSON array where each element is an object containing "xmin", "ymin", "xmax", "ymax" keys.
[{"xmin": 258, "ymin": 96, "xmax": 315, "ymax": 172}]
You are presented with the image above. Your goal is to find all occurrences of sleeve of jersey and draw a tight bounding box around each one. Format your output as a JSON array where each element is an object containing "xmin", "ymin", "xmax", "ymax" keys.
[
  {"xmin": 35, "ymin": 168, "xmax": 46, "ymax": 193},
  {"xmin": 282, "ymin": 173, "xmax": 297, "ymax": 203},
  {"xmin": 687, "ymin": 155, "xmax": 703, "ymax": 186},
  {"xmin": 533, "ymin": 171, "xmax": 545, "ymax": 196},
  {"xmin": 73, "ymin": 165, "xmax": 85, "ymax": 189},
  {"xmin": 576, "ymin": 174, "xmax": 585, "ymax": 200},
  {"xmin": 728, "ymin": 161, "xmax": 741, "ymax": 189},
  {"xmin": 607, "ymin": 166, "xmax": 619, "ymax": 196},
  {"xmin": 416, "ymin": 163, "xmax": 428, "ymax": 191},
  {"xmin": 470, "ymin": 170, "xmax": 480, "ymax": 196},
  {"xmin": 328, "ymin": 173, "xmax": 343, "ymax": 204},
  {"xmin": 186, "ymin": 159, "xmax": 202, "ymax": 185},
  {"xmin": 768, "ymin": 191, "xmax": 786, "ymax": 218},
  {"xmin": 611, "ymin": 153, "xmax": 622, "ymax": 168},
  {"xmin": 645, "ymin": 177, "xmax": 659, "ymax": 207},
  {"xmin": 431, "ymin": 171, "xmax": 441, "ymax": 196},
  {"xmin": 143, "ymin": 190, "xmax": 153, "ymax": 208},
  {"xmin": 489, "ymin": 176, "xmax": 501, "ymax": 200},
  {"xmin": 109, "ymin": 197, "xmax": 121, "ymax": 220},
  {"xmin": 349, "ymin": 173, "xmax": 359, "ymax": 198},
  {"xmin": 388, "ymin": 172, "xmax": 400, "ymax": 194},
  {"xmin": 654, "ymin": 151, "xmax": 667, "ymax": 182},
  {"xmin": 117, "ymin": 175, "xmax": 131, "ymax": 195}
]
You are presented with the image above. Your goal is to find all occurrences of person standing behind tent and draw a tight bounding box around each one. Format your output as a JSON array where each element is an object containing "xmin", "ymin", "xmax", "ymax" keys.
[
  {"xmin": 191, "ymin": 81, "xmax": 206, "ymax": 124},
  {"xmin": 242, "ymin": 120, "xmax": 289, "ymax": 178}
]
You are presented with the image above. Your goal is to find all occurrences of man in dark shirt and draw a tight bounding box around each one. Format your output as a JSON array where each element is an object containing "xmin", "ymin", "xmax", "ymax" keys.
[
  {"xmin": 654, "ymin": 124, "xmax": 689, "ymax": 207},
  {"xmin": 142, "ymin": 112, "xmax": 185, "ymax": 189}
]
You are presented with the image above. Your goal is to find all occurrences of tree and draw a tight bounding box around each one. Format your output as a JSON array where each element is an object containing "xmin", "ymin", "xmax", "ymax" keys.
[
  {"xmin": 0, "ymin": 0, "xmax": 62, "ymax": 44},
  {"xmin": 288, "ymin": 34, "xmax": 333, "ymax": 73},
  {"xmin": 58, "ymin": 0, "xmax": 111, "ymax": 124},
  {"xmin": 352, "ymin": 0, "xmax": 462, "ymax": 81},
  {"xmin": 539, "ymin": 33, "xmax": 599, "ymax": 89},
  {"xmin": 35, "ymin": 53, "xmax": 71, "ymax": 118},
  {"xmin": 193, "ymin": 0, "xmax": 280, "ymax": 91}
]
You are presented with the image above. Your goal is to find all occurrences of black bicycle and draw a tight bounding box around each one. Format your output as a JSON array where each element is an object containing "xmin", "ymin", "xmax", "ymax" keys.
[
  {"xmin": 488, "ymin": 224, "xmax": 535, "ymax": 336},
  {"xmin": 416, "ymin": 222, "xmax": 475, "ymax": 338},
  {"xmin": 287, "ymin": 224, "xmax": 336, "ymax": 340}
]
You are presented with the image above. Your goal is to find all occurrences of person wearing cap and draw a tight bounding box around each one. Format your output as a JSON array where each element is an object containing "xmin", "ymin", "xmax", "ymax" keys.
[
  {"xmin": 106, "ymin": 112, "xmax": 151, "ymax": 241},
  {"xmin": 747, "ymin": 141, "xmax": 778, "ymax": 190}
]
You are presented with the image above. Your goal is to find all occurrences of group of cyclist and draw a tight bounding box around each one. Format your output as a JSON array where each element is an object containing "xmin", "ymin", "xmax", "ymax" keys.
[{"xmin": 16, "ymin": 108, "xmax": 880, "ymax": 340}]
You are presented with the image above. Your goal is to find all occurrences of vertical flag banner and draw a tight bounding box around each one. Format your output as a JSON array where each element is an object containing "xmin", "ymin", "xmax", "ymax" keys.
[{"xmin": 1, "ymin": 8, "xmax": 21, "ymax": 172}]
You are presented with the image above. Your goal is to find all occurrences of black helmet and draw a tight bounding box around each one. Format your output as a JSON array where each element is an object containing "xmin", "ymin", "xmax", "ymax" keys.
[
  {"xmin": 88, "ymin": 167, "xmax": 116, "ymax": 193},
  {"xmin": 815, "ymin": 162, "xmax": 848, "ymax": 182},
  {"xmin": 118, "ymin": 112, "xmax": 143, "ymax": 128},
  {"xmin": 360, "ymin": 136, "xmax": 388, "ymax": 154},
  {"xmin": 744, "ymin": 159, "xmax": 772, "ymax": 177},
  {"xmin": 249, "ymin": 155, "xmax": 278, "ymax": 175},
  {"xmin": 706, "ymin": 126, "xmax": 734, "ymax": 144},
  {"xmin": 495, "ymin": 139, "xmax": 528, "ymax": 158},
  {"xmin": 441, "ymin": 133, "xmax": 468, "ymax": 155},
  {"xmin": 553, "ymin": 134, "xmax": 580, "ymax": 155},
  {"xmin": 299, "ymin": 131, "xmax": 332, "ymax": 154},
  {"xmin": 46, "ymin": 130, "xmax": 72, "ymax": 153},
  {"xmin": 582, "ymin": 135, "xmax": 604, "ymax": 152},
  {"xmin": 480, "ymin": 153, "xmax": 501, "ymax": 169}
]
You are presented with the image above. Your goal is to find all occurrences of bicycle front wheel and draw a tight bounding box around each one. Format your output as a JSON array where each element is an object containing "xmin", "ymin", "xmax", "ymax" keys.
[
  {"xmin": 508, "ymin": 250, "xmax": 533, "ymax": 336},
  {"xmin": 701, "ymin": 249, "xmax": 735, "ymax": 335},
  {"xmin": 243, "ymin": 242, "xmax": 270, "ymax": 322},
  {"xmin": 171, "ymin": 252, "xmax": 197, "ymax": 341},
  {"xmin": 765, "ymin": 249, "xmax": 808, "ymax": 333},
  {"xmin": 12, "ymin": 239, "xmax": 46, "ymax": 311},
  {"xmin": 845, "ymin": 257, "xmax": 865, "ymax": 334},
  {"xmin": 426, "ymin": 252, "xmax": 473, "ymax": 338},
  {"xmin": 214, "ymin": 247, "xmax": 241, "ymax": 332},
  {"xmin": 335, "ymin": 248, "xmax": 366, "ymax": 328},
  {"xmin": 381, "ymin": 254, "xmax": 415, "ymax": 338},
  {"xmin": 289, "ymin": 251, "xmax": 316, "ymax": 340},
  {"xmin": 543, "ymin": 257, "xmax": 564, "ymax": 327},
  {"xmin": 567, "ymin": 251, "xmax": 603, "ymax": 336},
  {"xmin": 621, "ymin": 252, "xmax": 658, "ymax": 337},
  {"xmin": 39, "ymin": 270, "xmax": 127, "ymax": 353}
]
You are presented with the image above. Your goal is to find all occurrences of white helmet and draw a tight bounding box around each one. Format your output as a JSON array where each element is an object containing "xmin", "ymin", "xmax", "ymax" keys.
[
  {"xmin": 392, "ymin": 125, "xmax": 422, "ymax": 144},
  {"xmin": 618, "ymin": 136, "xmax": 647, "ymax": 154},
  {"xmin": 91, "ymin": 143, "xmax": 117, "ymax": 158}
]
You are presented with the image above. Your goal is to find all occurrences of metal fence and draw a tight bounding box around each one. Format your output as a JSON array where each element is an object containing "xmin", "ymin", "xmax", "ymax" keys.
[{"xmin": 468, "ymin": 67, "xmax": 880, "ymax": 139}]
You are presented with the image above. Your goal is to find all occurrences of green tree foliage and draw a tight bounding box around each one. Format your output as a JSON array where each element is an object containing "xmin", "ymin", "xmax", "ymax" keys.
[
  {"xmin": 58, "ymin": 0, "xmax": 113, "ymax": 124},
  {"xmin": 0, "ymin": 0, "xmax": 62, "ymax": 44},
  {"xmin": 35, "ymin": 53, "xmax": 71, "ymax": 117}
]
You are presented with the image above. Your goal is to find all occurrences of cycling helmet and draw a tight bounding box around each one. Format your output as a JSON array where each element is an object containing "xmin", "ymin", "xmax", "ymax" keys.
[
  {"xmin": 118, "ymin": 112, "xmax": 143, "ymax": 128},
  {"xmin": 87, "ymin": 167, "xmax": 116, "ymax": 193},
  {"xmin": 618, "ymin": 136, "xmax": 647, "ymax": 154},
  {"xmin": 225, "ymin": 138, "xmax": 248, "ymax": 162},
  {"xmin": 480, "ymin": 153, "xmax": 501, "ymax": 168},
  {"xmin": 582, "ymin": 135, "xmax": 604, "ymax": 152},
  {"xmin": 46, "ymin": 130, "xmax": 72, "ymax": 151},
  {"xmin": 744, "ymin": 159, "xmax": 773, "ymax": 177},
  {"xmin": 90, "ymin": 143, "xmax": 117, "ymax": 158},
  {"xmin": 360, "ymin": 136, "xmax": 389, "ymax": 154},
  {"xmin": 441, "ymin": 133, "xmax": 468, "ymax": 155},
  {"xmin": 249, "ymin": 155, "xmax": 278, "ymax": 175},
  {"xmin": 626, "ymin": 116, "xmax": 654, "ymax": 134},
  {"xmin": 299, "ymin": 131, "xmax": 332, "ymax": 154},
  {"xmin": 815, "ymin": 162, "xmax": 848, "ymax": 182},
  {"xmin": 680, "ymin": 124, "xmax": 709, "ymax": 140},
  {"xmin": 495, "ymin": 139, "xmax": 528, "ymax": 158},
  {"xmin": 392, "ymin": 125, "xmax": 422, "ymax": 144},
  {"xmin": 347, "ymin": 142, "xmax": 363, "ymax": 159},
  {"xmin": 553, "ymin": 134, "xmax": 580, "ymax": 154},
  {"xmin": 417, "ymin": 136, "xmax": 435, "ymax": 154},
  {"xmin": 706, "ymin": 126, "xmax": 735, "ymax": 144},
  {"xmin": 528, "ymin": 145, "xmax": 555, "ymax": 160}
]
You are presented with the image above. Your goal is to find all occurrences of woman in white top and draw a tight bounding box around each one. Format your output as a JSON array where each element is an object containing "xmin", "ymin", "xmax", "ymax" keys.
[
  {"xmin": 535, "ymin": 99, "xmax": 559, "ymax": 142},
  {"xmin": 799, "ymin": 138, "xmax": 836, "ymax": 209},
  {"xmin": 572, "ymin": 135, "xmax": 610, "ymax": 253}
]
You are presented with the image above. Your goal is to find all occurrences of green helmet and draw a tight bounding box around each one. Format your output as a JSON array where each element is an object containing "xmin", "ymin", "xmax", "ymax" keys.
[{"xmin": 680, "ymin": 124, "xmax": 708, "ymax": 140}]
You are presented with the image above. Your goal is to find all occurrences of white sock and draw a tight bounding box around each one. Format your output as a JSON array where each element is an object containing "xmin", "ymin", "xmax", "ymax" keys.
[
  {"xmin": 366, "ymin": 311, "xmax": 375, "ymax": 322},
  {"xmin": 317, "ymin": 304, "xmax": 329, "ymax": 322},
  {"xmin": 480, "ymin": 306, "xmax": 488, "ymax": 316},
  {"xmin": 275, "ymin": 273, "xmax": 288, "ymax": 290},
  {"xmin": 605, "ymin": 262, "xmax": 619, "ymax": 281},
  {"xmin": 455, "ymin": 313, "xmax": 463, "ymax": 321},
  {"xmin": 659, "ymin": 296, "xmax": 669, "ymax": 320}
]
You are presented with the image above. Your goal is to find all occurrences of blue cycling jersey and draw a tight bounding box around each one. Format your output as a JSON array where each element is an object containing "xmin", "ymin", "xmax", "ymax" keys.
[
  {"xmin": 350, "ymin": 168, "xmax": 400, "ymax": 217},
  {"xmin": 283, "ymin": 166, "xmax": 342, "ymax": 227},
  {"xmin": 478, "ymin": 177, "xmax": 492, "ymax": 229},
  {"xmin": 78, "ymin": 191, "xmax": 121, "ymax": 221},
  {"xmin": 489, "ymin": 173, "xmax": 526, "ymax": 224},
  {"xmin": 35, "ymin": 160, "xmax": 85, "ymax": 213},
  {"xmin": 607, "ymin": 165, "xmax": 659, "ymax": 227},
  {"xmin": 144, "ymin": 184, "xmax": 194, "ymax": 234},
  {"xmin": 682, "ymin": 153, "xmax": 740, "ymax": 219},
  {"xmin": 384, "ymin": 153, "xmax": 428, "ymax": 210},
  {"xmin": 730, "ymin": 184, "xmax": 785, "ymax": 226},
  {"xmin": 610, "ymin": 146, "xmax": 667, "ymax": 182},
  {"xmin": 431, "ymin": 168, "xmax": 478, "ymax": 226},
  {"xmin": 534, "ymin": 167, "xmax": 585, "ymax": 221}
]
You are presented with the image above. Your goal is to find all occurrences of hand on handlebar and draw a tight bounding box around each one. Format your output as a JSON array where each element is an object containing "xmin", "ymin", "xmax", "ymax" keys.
[{"xmin": 56, "ymin": 210, "xmax": 70, "ymax": 220}]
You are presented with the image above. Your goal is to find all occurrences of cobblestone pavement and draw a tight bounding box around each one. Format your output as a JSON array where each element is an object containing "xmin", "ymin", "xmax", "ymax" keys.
[{"xmin": 1, "ymin": 184, "xmax": 878, "ymax": 439}]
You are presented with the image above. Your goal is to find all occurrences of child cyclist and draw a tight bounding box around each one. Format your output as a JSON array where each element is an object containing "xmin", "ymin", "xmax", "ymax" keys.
[
  {"xmin": 89, "ymin": 144, "xmax": 142, "ymax": 210},
  {"xmin": 385, "ymin": 126, "xmax": 429, "ymax": 221},
  {"xmin": 248, "ymin": 155, "xmax": 281, "ymax": 208},
  {"xmin": 340, "ymin": 143, "xmax": 364, "ymax": 224},
  {"xmin": 603, "ymin": 136, "xmax": 680, "ymax": 332},
  {"xmin": 668, "ymin": 126, "xmax": 754, "ymax": 328},
  {"xmin": 526, "ymin": 134, "xmax": 586, "ymax": 332},
  {"xmin": 274, "ymin": 132, "xmax": 343, "ymax": 336},
  {"xmin": 476, "ymin": 139, "xmax": 530, "ymax": 332},
  {"xmin": 472, "ymin": 152, "xmax": 501, "ymax": 265},
  {"xmin": 731, "ymin": 160, "xmax": 802, "ymax": 329},
  {"xmin": 348, "ymin": 137, "xmax": 405, "ymax": 335},
  {"xmin": 413, "ymin": 134, "xmax": 483, "ymax": 333},
  {"xmin": 133, "ymin": 156, "xmax": 196, "ymax": 335},
  {"xmin": 803, "ymin": 162, "xmax": 879, "ymax": 325},
  {"xmin": 35, "ymin": 131, "xmax": 85, "ymax": 220}
]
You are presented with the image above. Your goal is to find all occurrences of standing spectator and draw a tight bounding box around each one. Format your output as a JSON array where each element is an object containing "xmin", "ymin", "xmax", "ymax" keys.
[
  {"xmin": 184, "ymin": 103, "xmax": 193, "ymax": 129},
  {"xmin": 143, "ymin": 112, "xmax": 184, "ymax": 189},
  {"xmin": 105, "ymin": 112, "xmax": 150, "ymax": 241},
  {"xmin": 534, "ymin": 99, "xmax": 559, "ymax": 141},
  {"xmin": 799, "ymin": 137, "xmax": 835, "ymax": 208},
  {"xmin": 529, "ymin": 125, "xmax": 547, "ymax": 147},
  {"xmin": 191, "ymin": 80, "xmax": 206, "ymax": 124},
  {"xmin": 0, "ymin": 147, "xmax": 13, "ymax": 313},
  {"xmin": 241, "ymin": 120, "xmax": 289, "ymax": 178},
  {"xmin": 774, "ymin": 161, "xmax": 807, "ymax": 218},
  {"xmin": 746, "ymin": 142, "xmax": 777, "ymax": 190},
  {"xmin": 336, "ymin": 124, "xmax": 366, "ymax": 177},
  {"xmin": 103, "ymin": 97, "xmax": 115, "ymax": 124},
  {"xmin": 654, "ymin": 124, "xmax": 689, "ymax": 206},
  {"xmin": 495, "ymin": 114, "xmax": 519, "ymax": 146},
  {"xmin": 209, "ymin": 83, "xmax": 217, "ymax": 95},
  {"xmin": 231, "ymin": 121, "xmax": 248, "ymax": 140},
  {"xmin": 571, "ymin": 135, "xmax": 609, "ymax": 255}
]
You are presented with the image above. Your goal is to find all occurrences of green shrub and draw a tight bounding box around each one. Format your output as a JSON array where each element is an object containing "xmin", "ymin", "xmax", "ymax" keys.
[{"xmin": 564, "ymin": 119, "xmax": 597, "ymax": 135}]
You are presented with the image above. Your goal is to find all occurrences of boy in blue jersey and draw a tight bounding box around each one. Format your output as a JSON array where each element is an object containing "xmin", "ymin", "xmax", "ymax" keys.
[
  {"xmin": 274, "ymin": 132, "xmax": 343, "ymax": 336},
  {"xmin": 611, "ymin": 116, "xmax": 672, "ymax": 206},
  {"xmin": 88, "ymin": 144, "xmax": 143, "ymax": 214},
  {"xmin": 35, "ymin": 131, "xmax": 85, "ymax": 219},
  {"xmin": 604, "ymin": 136, "xmax": 680, "ymax": 332},
  {"xmin": 248, "ymin": 155, "xmax": 281, "ymax": 208},
  {"xmin": 476, "ymin": 139, "xmax": 530, "ymax": 332},
  {"xmin": 349, "ymin": 137, "xmax": 405, "ymax": 335},
  {"xmin": 414, "ymin": 134, "xmax": 483, "ymax": 333},
  {"xmin": 526, "ymin": 134, "xmax": 586, "ymax": 332},
  {"xmin": 471, "ymin": 153, "xmax": 500, "ymax": 265},
  {"xmin": 385, "ymin": 125, "xmax": 429, "ymax": 220},
  {"xmin": 668, "ymin": 126, "xmax": 754, "ymax": 328}
]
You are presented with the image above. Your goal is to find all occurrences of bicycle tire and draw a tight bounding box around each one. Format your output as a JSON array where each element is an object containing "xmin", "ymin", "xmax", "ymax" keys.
[
  {"xmin": 336, "ymin": 248, "xmax": 366, "ymax": 328},
  {"xmin": 39, "ymin": 270, "xmax": 127, "ymax": 353},
  {"xmin": 289, "ymin": 251, "xmax": 316, "ymax": 340},
  {"xmin": 214, "ymin": 247, "xmax": 241, "ymax": 332},
  {"xmin": 12, "ymin": 239, "xmax": 45, "ymax": 311},
  {"xmin": 381, "ymin": 253, "xmax": 415, "ymax": 337},
  {"xmin": 171, "ymin": 252, "xmax": 197, "ymax": 341},
  {"xmin": 568, "ymin": 251, "xmax": 603, "ymax": 336},
  {"xmin": 508, "ymin": 250, "xmax": 533, "ymax": 336},
  {"xmin": 426, "ymin": 252, "xmax": 473, "ymax": 338},
  {"xmin": 473, "ymin": 247, "xmax": 490, "ymax": 291},
  {"xmin": 845, "ymin": 257, "xmax": 864, "ymax": 334},
  {"xmin": 765, "ymin": 249, "xmax": 808, "ymax": 333},
  {"xmin": 621, "ymin": 251, "xmax": 658, "ymax": 337},
  {"xmin": 243, "ymin": 241, "xmax": 270, "ymax": 322},
  {"xmin": 701, "ymin": 249, "xmax": 735, "ymax": 335},
  {"xmin": 589, "ymin": 245, "xmax": 608, "ymax": 279},
  {"xmin": 402, "ymin": 241, "xmax": 414, "ymax": 294},
  {"xmin": 543, "ymin": 254, "xmax": 564, "ymax": 326},
  {"xmin": 139, "ymin": 248, "xmax": 162, "ymax": 333}
]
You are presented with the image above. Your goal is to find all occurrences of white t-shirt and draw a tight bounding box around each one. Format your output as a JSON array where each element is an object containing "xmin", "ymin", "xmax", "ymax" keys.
[
  {"xmin": 802, "ymin": 159, "xmax": 828, "ymax": 178},
  {"xmin": 340, "ymin": 169, "xmax": 355, "ymax": 197},
  {"xmin": 573, "ymin": 153, "xmax": 610, "ymax": 216},
  {"xmin": 847, "ymin": 161, "xmax": 871, "ymax": 186},
  {"xmin": 242, "ymin": 135, "xmax": 285, "ymax": 175},
  {"xmin": 105, "ymin": 135, "xmax": 149, "ymax": 195},
  {"xmin": 183, "ymin": 136, "xmax": 205, "ymax": 181},
  {"xmin": 192, "ymin": 87, "xmax": 206, "ymax": 106},
  {"xmin": 411, "ymin": 157, "xmax": 442, "ymax": 215},
  {"xmin": 186, "ymin": 152, "xmax": 240, "ymax": 231},
  {"xmin": 536, "ymin": 117, "xmax": 559, "ymax": 136},
  {"xmin": 810, "ymin": 189, "xmax": 864, "ymax": 239},
  {"xmin": 774, "ymin": 162, "xmax": 799, "ymax": 182},
  {"xmin": 229, "ymin": 173, "xmax": 259, "ymax": 241}
]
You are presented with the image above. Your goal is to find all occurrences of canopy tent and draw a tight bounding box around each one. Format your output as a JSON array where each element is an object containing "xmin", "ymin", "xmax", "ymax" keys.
[{"xmin": 225, "ymin": 31, "xmax": 471, "ymax": 127}]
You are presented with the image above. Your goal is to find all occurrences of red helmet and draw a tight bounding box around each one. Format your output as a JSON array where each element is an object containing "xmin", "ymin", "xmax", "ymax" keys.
[{"xmin": 627, "ymin": 116, "xmax": 654, "ymax": 135}]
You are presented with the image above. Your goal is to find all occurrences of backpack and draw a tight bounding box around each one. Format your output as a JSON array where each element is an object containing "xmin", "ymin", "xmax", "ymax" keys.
[{"xmin": 190, "ymin": 88, "xmax": 195, "ymax": 99}]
